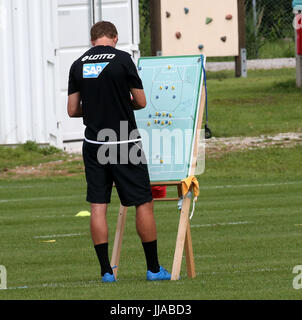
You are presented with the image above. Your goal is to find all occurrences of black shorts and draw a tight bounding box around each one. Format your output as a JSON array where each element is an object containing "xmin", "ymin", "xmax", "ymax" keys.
[{"xmin": 82, "ymin": 140, "xmax": 153, "ymax": 207}]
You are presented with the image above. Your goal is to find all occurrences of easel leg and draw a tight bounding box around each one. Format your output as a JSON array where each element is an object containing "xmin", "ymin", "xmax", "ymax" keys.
[
  {"xmin": 171, "ymin": 193, "xmax": 191, "ymax": 280},
  {"xmin": 111, "ymin": 204, "xmax": 128, "ymax": 279},
  {"xmin": 185, "ymin": 222, "xmax": 196, "ymax": 278},
  {"xmin": 171, "ymin": 186, "xmax": 196, "ymax": 280}
]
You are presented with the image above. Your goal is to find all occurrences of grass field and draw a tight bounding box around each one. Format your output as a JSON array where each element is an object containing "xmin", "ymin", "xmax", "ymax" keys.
[
  {"xmin": 0, "ymin": 69, "xmax": 302, "ymax": 300},
  {"xmin": 207, "ymin": 68, "xmax": 302, "ymax": 137}
]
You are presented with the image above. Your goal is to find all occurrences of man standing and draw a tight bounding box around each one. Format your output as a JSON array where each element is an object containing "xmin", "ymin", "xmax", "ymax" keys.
[{"xmin": 67, "ymin": 21, "xmax": 171, "ymax": 283}]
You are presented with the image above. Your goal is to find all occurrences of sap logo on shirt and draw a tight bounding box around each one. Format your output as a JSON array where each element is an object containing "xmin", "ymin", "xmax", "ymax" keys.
[
  {"xmin": 83, "ymin": 63, "xmax": 109, "ymax": 79},
  {"xmin": 82, "ymin": 54, "xmax": 116, "ymax": 62}
]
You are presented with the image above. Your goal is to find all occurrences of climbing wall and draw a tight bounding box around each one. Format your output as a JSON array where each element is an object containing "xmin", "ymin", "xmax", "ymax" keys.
[{"xmin": 160, "ymin": 0, "xmax": 239, "ymax": 57}]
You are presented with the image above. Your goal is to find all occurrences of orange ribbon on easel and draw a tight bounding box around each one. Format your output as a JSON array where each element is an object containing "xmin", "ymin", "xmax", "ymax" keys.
[
  {"xmin": 179, "ymin": 176, "xmax": 200, "ymax": 220},
  {"xmin": 181, "ymin": 176, "xmax": 200, "ymax": 198}
]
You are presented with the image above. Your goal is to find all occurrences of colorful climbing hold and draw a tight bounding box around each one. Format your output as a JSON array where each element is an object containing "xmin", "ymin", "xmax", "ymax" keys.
[
  {"xmin": 221, "ymin": 36, "xmax": 227, "ymax": 42},
  {"xmin": 198, "ymin": 44, "xmax": 204, "ymax": 50},
  {"xmin": 175, "ymin": 32, "xmax": 182, "ymax": 39},
  {"xmin": 184, "ymin": 8, "xmax": 189, "ymax": 14},
  {"xmin": 206, "ymin": 17, "xmax": 213, "ymax": 25},
  {"xmin": 226, "ymin": 14, "xmax": 233, "ymax": 20},
  {"xmin": 166, "ymin": 11, "xmax": 171, "ymax": 18},
  {"xmin": 172, "ymin": 86, "xmax": 175, "ymax": 90}
]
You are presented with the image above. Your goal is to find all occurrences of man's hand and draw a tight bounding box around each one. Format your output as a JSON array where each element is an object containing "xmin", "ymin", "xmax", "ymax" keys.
[
  {"xmin": 130, "ymin": 88, "xmax": 147, "ymax": 110},
  {"xmin": 67, "ymin": 92, "xmax": 83, "ymax": 118}
]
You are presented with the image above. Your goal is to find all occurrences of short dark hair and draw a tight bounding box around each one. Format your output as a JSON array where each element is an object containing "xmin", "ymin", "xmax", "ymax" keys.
[{"xmin": 90, "ymin": 21, "xmax": 118, "ymax": 41}]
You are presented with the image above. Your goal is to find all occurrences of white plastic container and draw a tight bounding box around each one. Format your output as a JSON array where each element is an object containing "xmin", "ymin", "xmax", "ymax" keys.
[{"xmin": 0, "ymin": 0, "xmax": 140, "ymax": 147}]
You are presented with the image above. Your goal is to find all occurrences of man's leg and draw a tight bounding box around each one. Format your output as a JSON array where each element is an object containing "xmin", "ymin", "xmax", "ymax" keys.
[
  {"xmin": 136, "ymin": 201, "xmax": 157, "ymax": 242},
  {"xmin": 136, "ymin": 201, "xmax": 160, "ymax": 274},
  {"xmin": 91, "ymin": 203, "xmax": 113, "ymax": 276}
]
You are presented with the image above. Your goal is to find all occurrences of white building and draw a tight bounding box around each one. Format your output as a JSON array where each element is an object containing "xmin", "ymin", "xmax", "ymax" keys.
[{"xmin": 0, "ymin": 0, "xmax": 140, "ymax": 150}]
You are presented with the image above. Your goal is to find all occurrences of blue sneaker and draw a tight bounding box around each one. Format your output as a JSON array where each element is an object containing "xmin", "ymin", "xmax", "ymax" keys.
[
  {"xmin": 147, "ymin": 266, "xmax": 171, "ymax": 281},
  {"xmin": 102, "ymin": 273, "xmax": 116, "ymax": 283}
]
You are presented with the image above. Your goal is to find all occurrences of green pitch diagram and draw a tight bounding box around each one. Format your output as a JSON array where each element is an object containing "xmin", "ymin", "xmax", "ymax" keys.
[{"xmin": 136, "ymin": 55, "xmax": 206, "ymax": 182}]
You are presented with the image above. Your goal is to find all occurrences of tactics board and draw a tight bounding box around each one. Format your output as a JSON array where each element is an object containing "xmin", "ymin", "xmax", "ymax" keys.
[{"xmin": 135, "ymin": 55, "xmax": 205, "ymax": 182}]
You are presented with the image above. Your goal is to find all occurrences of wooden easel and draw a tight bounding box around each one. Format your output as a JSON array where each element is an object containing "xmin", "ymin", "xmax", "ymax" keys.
[{"xmin": 111, "ymin": 87, "xmax": 206, "ymax": 281}]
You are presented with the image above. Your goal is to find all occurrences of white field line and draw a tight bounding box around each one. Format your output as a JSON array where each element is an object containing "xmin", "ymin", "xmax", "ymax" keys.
[
  {"xmin": 199, "ymin": 181, "xmax": 302, "ymax": 190},
  {"xmin": 196, "ymin": 267, "xmax": 282, "ymax": 276},
  {"xmin": 33, "ymin": 215, "xmax": 70, "ymax": 218},
  {"xmin": 0, "ymin": 185, "xmax": 33, "ymax": 189},
  {"xmin": 1, "ymin": 181, "xmax": 301, "ymax": 204},
  {"xmin": 191, "ymin": 221, "xmax": 252, "ymax": 228},
  {"xmin": 7, "ymin": 280, "xmax": 100, "ymax": 290},
  {"xmin": 33, "ymin": 233, "xmax": 86, "ymax": 239},
  {"xmin": 0, "ymin": 195, "xmax": 81, "ymax": 203},
  {"xmin": 0, "ymin": 214, "xmax": 73, "ymax": 221}
]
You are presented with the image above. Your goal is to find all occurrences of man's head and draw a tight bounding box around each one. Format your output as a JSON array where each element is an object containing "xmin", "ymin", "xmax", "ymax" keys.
[{"xmin": 90, "ymin": 21, "xmax": 118, "ymax": 47}]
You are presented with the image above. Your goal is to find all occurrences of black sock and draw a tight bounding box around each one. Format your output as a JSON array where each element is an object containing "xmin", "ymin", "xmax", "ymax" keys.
[
  {"xmin": 142, "ymin": 240, "xmax": 160, "ymax": 273},
  {"xmin": 94, "ymin": 243, "xmax": 113, "ymax": 276}
]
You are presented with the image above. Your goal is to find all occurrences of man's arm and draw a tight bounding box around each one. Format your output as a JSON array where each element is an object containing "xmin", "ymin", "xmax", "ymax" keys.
[
  {"xmin": 67, "ymin": 92, "xmax": 83, "ymax": 118},
  {"xmin": 130, "ymin": 88, "xmax": 147, "ymax": 110}
]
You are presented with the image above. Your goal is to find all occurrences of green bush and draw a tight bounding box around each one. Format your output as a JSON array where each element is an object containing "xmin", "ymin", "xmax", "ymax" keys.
[
  {"xmin": 22, "ymin": 141, "xmax": 61, "ymax": 155},
  {"xmin": 139, "ymin": 0, "xmax": 151, "ymax": 57}
]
